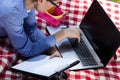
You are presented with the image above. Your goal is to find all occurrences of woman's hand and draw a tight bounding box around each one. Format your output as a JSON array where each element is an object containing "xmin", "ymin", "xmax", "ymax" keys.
[
  {"xmin": 44, "ymin": 46, "xmax": 61, "ymax": 59},
  {"xmin": 49, "ymin": 49, "xmax": 61, "ymax": 59},
  {"xmin": 54, "ymin": 28, "xmax": 81, "ymax": 43}
]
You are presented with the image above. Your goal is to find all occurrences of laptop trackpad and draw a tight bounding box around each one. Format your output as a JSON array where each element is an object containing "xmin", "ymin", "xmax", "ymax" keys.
[{"xmin": 57, "ymin": 38, "xmax": 79, "ymax": 58}]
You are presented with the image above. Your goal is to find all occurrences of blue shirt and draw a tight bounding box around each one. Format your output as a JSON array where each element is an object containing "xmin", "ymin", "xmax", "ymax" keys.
[{"xmin": 0, "ymin": 0, "xmax": 56, "ymax": 57}]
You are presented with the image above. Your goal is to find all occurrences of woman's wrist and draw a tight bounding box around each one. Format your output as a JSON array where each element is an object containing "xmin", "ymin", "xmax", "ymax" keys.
[{"xmin": 54, "ymin": 29, "xmax": 66, "ymax": 43}]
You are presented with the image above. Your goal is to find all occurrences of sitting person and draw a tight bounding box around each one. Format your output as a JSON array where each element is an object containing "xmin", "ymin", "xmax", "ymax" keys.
[{"xmin": 0, "ymin": 0, "xmax": 80, "ymax": 58}]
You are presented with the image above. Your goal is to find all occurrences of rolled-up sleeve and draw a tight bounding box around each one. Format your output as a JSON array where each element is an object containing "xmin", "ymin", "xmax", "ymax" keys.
[
  {"xmin": 24, "ymin": 9, "xmax": 47, "ymax": 41},
  {"xmin": 1, "ymin": 9, "xmax": 56, "ymax": 57}
]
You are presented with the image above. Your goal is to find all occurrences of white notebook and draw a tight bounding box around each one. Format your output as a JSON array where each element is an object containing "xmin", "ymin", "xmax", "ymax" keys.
[{"xmin": 12, "ymin": 55, "xmax": 79, "ymax": 78}]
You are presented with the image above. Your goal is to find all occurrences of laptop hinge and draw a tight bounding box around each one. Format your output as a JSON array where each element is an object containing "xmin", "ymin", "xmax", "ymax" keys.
[{"xmin": 114, "ymin": 53, "xmax": 117, "ymax": 60}]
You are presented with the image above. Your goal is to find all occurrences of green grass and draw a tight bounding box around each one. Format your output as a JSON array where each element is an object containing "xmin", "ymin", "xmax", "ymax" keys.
[{"xmin": 111, "ymin": 0, "xmax": 120, "ymax": 3}]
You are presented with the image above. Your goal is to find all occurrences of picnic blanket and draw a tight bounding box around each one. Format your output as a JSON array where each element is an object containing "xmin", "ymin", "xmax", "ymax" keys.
[{"xmin": 0, "ymin": 0, "xmax": 120, "ymax": 80}]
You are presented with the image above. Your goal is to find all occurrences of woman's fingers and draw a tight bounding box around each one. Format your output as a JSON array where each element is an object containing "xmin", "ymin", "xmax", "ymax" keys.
[
  {"xmin": 67, "ymin": 28, "xmax": 81, "ymax": 43},
  {"xmin": 49, "ymin": 51, "xmax": 61, "ymax": 59}
]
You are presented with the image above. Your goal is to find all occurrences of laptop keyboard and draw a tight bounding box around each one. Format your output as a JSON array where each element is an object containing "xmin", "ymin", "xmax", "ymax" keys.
[{"xmin": 68, "ymin": 38, "xmax": 98, "ymax": 66}]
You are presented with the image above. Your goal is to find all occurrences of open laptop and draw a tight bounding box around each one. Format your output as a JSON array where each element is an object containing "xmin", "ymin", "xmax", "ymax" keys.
[{"xmin": 47, "ymin": 0, "xmax": 120, "ymax": 70}]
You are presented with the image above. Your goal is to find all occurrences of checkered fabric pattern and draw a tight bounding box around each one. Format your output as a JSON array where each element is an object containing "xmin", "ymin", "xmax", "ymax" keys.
[{"xmin": 0, "ymin": 0, "xmax": 120, "ymax": 80}]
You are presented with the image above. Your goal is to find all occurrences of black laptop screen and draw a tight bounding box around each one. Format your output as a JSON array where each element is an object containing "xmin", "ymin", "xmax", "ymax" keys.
[{"xmin": 80, "ymin": 0, "xmax": 120, "ymax": 65}]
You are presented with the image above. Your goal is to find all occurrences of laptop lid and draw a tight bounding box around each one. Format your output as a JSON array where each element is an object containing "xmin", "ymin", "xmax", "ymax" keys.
[{"xmin": 80, "ymin": 0, "xmax": 120, "ymax": 66}]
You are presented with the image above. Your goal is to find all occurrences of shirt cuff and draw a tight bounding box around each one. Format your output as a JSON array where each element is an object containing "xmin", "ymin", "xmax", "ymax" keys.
[{"xmin": 46, "ymin": 35, "xmax": 56, "ymax": 47}]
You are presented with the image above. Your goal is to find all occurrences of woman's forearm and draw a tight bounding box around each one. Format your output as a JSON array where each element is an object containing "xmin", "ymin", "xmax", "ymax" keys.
[
  {"xmin": 54, "ymin": 28, "xmax": 81, "ymax": 43},
  {"xmin": 54, "ymin": 29, "xmax": 66, "ymax": 43}
]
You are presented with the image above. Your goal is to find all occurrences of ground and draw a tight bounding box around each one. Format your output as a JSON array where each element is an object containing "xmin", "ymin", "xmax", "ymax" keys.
[{"xmin": 110, "ymin": 0, "xmax": 120, "ymax": 3}]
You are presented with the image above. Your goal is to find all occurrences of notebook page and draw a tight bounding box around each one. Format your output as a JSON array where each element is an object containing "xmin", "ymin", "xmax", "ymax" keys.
[{"xmin": 12, "ymin": 55, "xmax": 78, "ymax": 77}]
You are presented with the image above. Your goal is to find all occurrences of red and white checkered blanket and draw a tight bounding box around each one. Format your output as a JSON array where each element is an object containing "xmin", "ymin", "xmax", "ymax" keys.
[{"xmin": 0, "ymin": 0, "xmax": 120, "ymax": 80}]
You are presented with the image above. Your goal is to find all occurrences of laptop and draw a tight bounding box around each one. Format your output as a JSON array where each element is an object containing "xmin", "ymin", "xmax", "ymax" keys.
[{"xmin": 47, "ymin": 0, "xmax": 120, "ymax": 70}]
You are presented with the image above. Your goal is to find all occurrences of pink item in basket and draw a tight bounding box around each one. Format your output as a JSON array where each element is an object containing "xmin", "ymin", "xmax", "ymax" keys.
[{"xmin": 37, "ymin": 7, "xmax": 66, "ymax": 27}]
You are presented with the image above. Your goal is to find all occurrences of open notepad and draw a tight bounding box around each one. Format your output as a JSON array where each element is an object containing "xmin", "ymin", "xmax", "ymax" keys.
[{"xmin": 11, "ymin": 55, "xmax": 79, "ymax": 78}]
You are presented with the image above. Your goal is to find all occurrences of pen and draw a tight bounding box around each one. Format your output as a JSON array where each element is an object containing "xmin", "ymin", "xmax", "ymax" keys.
[
  {"xmin": 61, "ymin": 27, "xmax": 67, "ymax": 29},
  {"xmin": 67, "ymin": 60, "xmax": 80, "ymax": 69},
  {"xmin": 56, "ymin": 60, "xmax": 80, "ymax": 73},
  {"xmin": 49, "ymin": 0, "xmax": 59, "ymax": 8}
]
